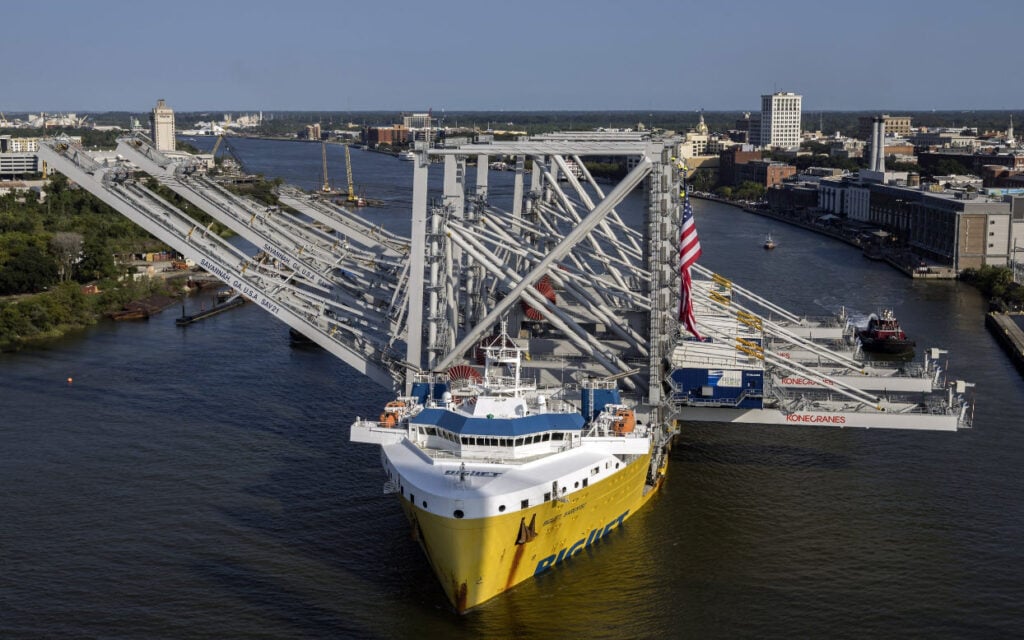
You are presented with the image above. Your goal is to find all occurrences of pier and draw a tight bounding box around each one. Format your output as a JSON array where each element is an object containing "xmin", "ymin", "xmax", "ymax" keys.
[
  {"xmin": 986, "ymin": 312, "xmax": 1024, "ymax": 374},
  {"xmin": 175, "ymin": 296, "xmax": 245, "ymax": 326}
]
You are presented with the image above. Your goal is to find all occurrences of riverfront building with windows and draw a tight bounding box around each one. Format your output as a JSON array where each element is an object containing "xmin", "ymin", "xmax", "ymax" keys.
[
  {"xmin": 150, "ymin": 99, "xmax": 175, "ymax": 152},
  {"xmin": 756, "ymin": 92, "xmax": 802, "ymax": 149}
]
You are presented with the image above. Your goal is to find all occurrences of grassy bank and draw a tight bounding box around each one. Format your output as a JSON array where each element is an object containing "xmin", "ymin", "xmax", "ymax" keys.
[{"xmin": 0, "ymin": 277, "xmax": 178, "ymax": 351}]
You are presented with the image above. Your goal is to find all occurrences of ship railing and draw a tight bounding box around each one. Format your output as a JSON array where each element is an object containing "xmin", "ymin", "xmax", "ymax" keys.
[
  {"xmin": 484, "ymin": 375, "xmax": 538, "ymax": 392},
  {"xmin": 582, "ymin": 424, "xmax": 650, "ymax": 439},
  {"xmin": 672, "ymin": 395, "xmax": 743, "ymax": 408},
  {"xmin": 417, "ymin": 440, "xmax": 578, "ymax": 464},
  {"xmin": 581, "ymin": 379, "xmax": 619, "ymax": 390}
]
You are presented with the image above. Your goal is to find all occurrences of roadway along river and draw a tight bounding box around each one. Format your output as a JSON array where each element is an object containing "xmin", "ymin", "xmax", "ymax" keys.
[{"xmin": 1, "ymin": 138, "xmax": 1022, "ymax": 638}]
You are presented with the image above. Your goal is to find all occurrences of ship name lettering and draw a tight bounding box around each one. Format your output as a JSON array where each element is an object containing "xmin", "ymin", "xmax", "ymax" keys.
[
  {"xmin": 533, "ymin": 509, "xmax": 629, "ymax": 575},
  {"xmin": 200, "ymin": 258, "xmax": 231, "ymax": 283},
  {"xmin": 262, "ymin": 243, "xmax": 291, "ymax": 265},
  {"xmin": 231, "ymin": 280, "xmax": 259, "ymax": 300},
  {"xmin": 781, "ymin": 377, "xmax": 831, "ymax": 386},
  {"xmin": 543, "ymin": 502, "xmax": 587, "ymax": 527},
  {"xmin": 785, "ymin": 414, "xmax": 847, "ymax": 424},
  {"xmin": 443, "ymin": 469, "xmax": 501, "ymax": 477},
  {"xmin": 260, "ymin": 298, "xmax": 280, "ymax": 315}
]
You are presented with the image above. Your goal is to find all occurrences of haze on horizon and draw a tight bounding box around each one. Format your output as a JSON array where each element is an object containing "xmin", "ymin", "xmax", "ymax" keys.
[{"xmin": 2, "ymin": 0, "xmax": 1020, "ymax": 114}]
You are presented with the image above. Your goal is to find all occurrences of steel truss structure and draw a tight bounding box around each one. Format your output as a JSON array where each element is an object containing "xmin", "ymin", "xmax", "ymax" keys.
[{"xmin": 38, "ymin": 133, "xmax": 685, "ymax": 422}]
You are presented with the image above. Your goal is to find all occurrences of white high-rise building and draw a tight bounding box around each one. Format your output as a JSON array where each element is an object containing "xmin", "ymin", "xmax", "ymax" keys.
[
  {"xmin": 150, "ymin": 99, "xmax": 175, "ymax": 152},
  {"xmin": 758, "ymin": 92, "xmax": 802, "ymax": 149}
]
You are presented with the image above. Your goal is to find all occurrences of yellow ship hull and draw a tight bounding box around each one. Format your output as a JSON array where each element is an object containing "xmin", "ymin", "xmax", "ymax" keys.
[{"xmin": 400, "ymin": 450, "xmax": 665, "ymax": 612}]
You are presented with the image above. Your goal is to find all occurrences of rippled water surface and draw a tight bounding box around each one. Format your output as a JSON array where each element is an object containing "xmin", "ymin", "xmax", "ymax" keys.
[{"xmin": 2, "ymin": 139, "xmax": 1022, "ymax": 638}]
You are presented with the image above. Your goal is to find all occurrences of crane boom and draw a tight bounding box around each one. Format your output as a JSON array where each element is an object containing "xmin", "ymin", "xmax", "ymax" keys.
[
  {"xmin": 344, "ymin": 143, "xmax": 357, "ymax": 203},
  {"xmin": 321, "ymin": 141, "xmax": 331, "ymax": 193}
]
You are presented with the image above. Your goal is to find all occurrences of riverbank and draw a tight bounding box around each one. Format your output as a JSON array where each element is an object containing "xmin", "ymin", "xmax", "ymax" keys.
[
  {"xmin": 0, "ymin": 274, "xmax": 203, "ymax": 352},
  {"xmin": 986, "ymin": 312, "xmax": 1024, "ymax": 376},
  {"xmin": 691, "ymin": 194, "xmax": 957, "ymax": 279}
]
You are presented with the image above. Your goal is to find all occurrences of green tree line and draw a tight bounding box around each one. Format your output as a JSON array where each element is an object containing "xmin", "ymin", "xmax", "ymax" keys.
[
  {"xmin": 0, "ymin": 174, "xmax": 176, "ymax": 349},
  {"xmin": 961, "ymin": 265, "xmax": 1024, "ymax": 311},
  {"xmin": 0, "ymin": 277, "xmax": 174, "ymax": 351}
]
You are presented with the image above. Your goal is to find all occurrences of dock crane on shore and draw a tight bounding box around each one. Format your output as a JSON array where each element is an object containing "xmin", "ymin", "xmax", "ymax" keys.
[
  {"xmin": 343, "ymin": 143, "xmax": 366, "ymax": 206},
  {"xmin": 211, "ymin": 134, "xmax": 225, "ymax": 158},
  {"xmin": 321, "ymin": 141, "xmax": 332, "ymax": 193}
]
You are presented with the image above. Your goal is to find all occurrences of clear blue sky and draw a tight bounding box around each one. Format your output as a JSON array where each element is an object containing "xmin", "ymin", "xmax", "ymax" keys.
[{"xmin": 3, "ymin": 0, "xmax": 1021, "ymax": 113}]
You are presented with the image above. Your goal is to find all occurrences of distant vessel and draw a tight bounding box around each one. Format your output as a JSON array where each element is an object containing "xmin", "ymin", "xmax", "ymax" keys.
[
  {"xmin": 858, "ymin": 309, "xmax": 915, "ymax": 355},
  {"xmin": 763, "ymin": 231, "xmax": 776, "ymax": 250},
  {"xmin": 350, "ymin": 325, "xmax": 668, "ymax": 613},
  {"xmin": 398, "ymin": 150, "xmax": 416, "ymax": 161}
]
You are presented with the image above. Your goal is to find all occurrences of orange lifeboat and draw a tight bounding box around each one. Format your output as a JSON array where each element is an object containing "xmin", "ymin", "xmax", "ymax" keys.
[
  {"xmin": 379, "ymin": 400, "xmax": 407, "ymax": 428},
  {"xmin": 611, "ymin": 408, "xmax": 635, "ymax": 435}
]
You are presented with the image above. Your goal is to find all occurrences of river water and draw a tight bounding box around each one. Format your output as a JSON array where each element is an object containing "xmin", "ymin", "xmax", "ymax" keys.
[{"xmin": 2, "ymin": 138, "xmax": 1022, "ymax": 639}]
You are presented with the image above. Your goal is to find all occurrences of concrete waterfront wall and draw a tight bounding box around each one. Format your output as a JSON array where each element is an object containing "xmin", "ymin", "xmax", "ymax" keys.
[{"xmin": 986, "ymin": 312, "xmax": 1024, "ymax": 375}]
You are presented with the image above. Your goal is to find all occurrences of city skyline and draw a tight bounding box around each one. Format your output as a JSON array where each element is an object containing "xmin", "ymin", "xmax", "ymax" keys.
[{"xmin": 2, "ymin": 0, "xmax": 1022, "ymax": 113}]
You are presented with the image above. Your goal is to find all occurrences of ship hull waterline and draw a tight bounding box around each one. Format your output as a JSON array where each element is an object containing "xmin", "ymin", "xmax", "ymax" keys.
[{"xmin": 393, "ymin": 446, "xmax": 666, "ymax": 613}]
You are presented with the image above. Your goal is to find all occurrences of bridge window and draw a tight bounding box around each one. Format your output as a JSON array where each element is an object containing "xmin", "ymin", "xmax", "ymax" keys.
[
  {"xmin": 515, "ymin": 438, "xmax": 524, "ymax": 446},
  {"xmin": 543, "ymin": 433, "xmax": 550, "ymax": 441}
]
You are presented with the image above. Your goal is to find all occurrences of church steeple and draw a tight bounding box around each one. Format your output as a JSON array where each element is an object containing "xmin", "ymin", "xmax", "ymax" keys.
[{"xmin": 696, "ymin": 109, "xmax": 708, "ymax": 135}]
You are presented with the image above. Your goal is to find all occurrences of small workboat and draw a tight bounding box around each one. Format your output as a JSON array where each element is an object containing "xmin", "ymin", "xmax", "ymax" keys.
[{"xmin": 858, "ymin": 309, "xmax": 915, "ymax": 355}]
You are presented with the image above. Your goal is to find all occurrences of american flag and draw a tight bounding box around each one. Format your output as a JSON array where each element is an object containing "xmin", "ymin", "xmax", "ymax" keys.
[{"xmin": 678, "ymin": 189, "xmax": 703, "ymax": 340}]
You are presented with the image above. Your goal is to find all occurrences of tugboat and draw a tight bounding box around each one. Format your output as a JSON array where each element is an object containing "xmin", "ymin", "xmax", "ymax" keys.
[
  {"xmin": 858, "ymin": 309, "xmax": 915, "ymax": 355},
  {"xmin": 763, "ymin": 231, "xmax": 776, "ymax": 250}
]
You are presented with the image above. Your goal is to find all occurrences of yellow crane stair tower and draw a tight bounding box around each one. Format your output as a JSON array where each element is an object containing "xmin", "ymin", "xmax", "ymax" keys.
[{"xmin": 344, "ymin": 143, "xmax": 365, "ymax": 206}]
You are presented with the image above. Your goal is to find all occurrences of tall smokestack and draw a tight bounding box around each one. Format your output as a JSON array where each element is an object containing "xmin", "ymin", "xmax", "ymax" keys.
[
  {"xmin": 869, "ymin": 117, "xmax": 879, "ymax": 172},
  {"xmin": 876, "ymin": 118, "xmax": 886, "ymax": 173}
]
